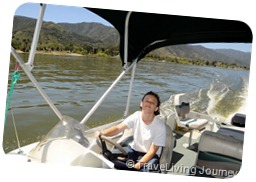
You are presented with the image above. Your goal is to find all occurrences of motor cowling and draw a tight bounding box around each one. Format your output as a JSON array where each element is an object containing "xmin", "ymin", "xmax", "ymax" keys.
[{"xmin": 231, "ymin": 113, "xmax": 245, "ymax": 127}]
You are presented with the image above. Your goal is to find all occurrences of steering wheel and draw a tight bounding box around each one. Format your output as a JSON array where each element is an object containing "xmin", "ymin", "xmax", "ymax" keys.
[{"xmin": 98, "ymin": 135, "xmax": 128, "ymax": 161}]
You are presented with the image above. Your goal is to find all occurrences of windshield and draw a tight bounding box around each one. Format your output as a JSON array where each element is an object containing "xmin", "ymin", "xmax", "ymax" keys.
[{"xmin": 39, "ymin": 115, "xmax": 90, "ymax": 148}]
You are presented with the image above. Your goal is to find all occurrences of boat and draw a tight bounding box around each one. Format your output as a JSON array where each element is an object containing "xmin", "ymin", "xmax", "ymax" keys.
[{"xmin": 5, "ymin": 3, "xmax": 251, "ymax": 179}]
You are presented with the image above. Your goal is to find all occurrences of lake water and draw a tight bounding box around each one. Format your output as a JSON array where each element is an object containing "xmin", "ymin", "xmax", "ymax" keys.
[{"xmin": 3, "ymin": 53, "xmax": 249, "ymax": 153}]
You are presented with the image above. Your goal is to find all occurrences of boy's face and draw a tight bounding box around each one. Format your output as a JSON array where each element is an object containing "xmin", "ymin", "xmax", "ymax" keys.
[{"xmin": 140, "ymin": 94, "xmax": 159, "ymax": 114}]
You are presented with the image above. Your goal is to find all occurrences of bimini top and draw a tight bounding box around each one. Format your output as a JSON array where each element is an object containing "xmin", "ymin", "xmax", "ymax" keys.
[{"xmin": 86, "ymin": 7, "xmax": 252, "ymax": 65}]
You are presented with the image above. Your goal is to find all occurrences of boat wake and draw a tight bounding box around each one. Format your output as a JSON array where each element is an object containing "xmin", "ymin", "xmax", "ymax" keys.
[
  {"xmin": 204, "ymin": 74, "xmax": 248, "ymax": 122},
  {"xmin": 161, "ymin": 73, "xmax": 248, "ymax": 124}
]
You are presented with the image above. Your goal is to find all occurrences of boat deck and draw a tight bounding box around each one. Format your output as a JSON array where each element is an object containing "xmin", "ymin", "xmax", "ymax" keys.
[
  {"xmin": 170, "ymin": 134, "xmax": 198, "ymax": 175},
  {"xmin": 168, "ymin": 127, "xmax": 207, "ymax": 176},
  {"xmin": 7, "ymin": 118, "xmax": 214, "ymax": 177}
]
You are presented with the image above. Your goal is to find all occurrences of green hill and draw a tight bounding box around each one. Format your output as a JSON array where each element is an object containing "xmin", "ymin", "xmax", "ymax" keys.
[{"xmin": 11, "ymin": 16, "xmax": 251, "ymax": 69}]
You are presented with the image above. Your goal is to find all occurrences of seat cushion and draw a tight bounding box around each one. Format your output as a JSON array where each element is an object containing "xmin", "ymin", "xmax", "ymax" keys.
[
  {"xmin": 195, "ymin": 129, "xmax": 243, "ymax": 178},
  {"xmin": 198, "ymin": 129, "xmax": 243, "ymax": 160},
  {"xmin": 159, "ymin": 124, "xmax": 174, "ymax": 172},
  {"xmin": 180, "ymin": 118, "xmax": 208, "ymax": 130}
]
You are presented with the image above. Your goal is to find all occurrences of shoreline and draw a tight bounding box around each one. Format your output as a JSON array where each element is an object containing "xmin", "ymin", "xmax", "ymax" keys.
[
  {"xmin": 15, "ymin": 50, "xmax": 120, "ymax": 60},
  {"xmin": 16, "ymin": 50, "xmax": 85, "ymax": 57},
  {"xmin": 15, "ymin": 50, "xmax": 249, "ymax": 70}
]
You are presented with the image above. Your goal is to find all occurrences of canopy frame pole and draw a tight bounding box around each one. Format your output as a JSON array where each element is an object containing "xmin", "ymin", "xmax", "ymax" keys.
[
  {"xmin": 122, "ymin": 11, "xmax": 136, "ymax": 118},
  {"xmin": 123, "ymin": 11, "xmax": 132, "ymax": 69},
  {"xmin": 123, "ymin": 61, "xmax": 137, "ymax": 118},
  {"xmin": 10, "ymin": 3, "xmax": 63, "ymax": 120},
  {"xmin": 11, "ymin": 47, "xmax": 63, "ymax": 120},
  {"xmin": 81, "ymin": 11, "xmax": 134, "ymax": 125},
  {"xmin": 27, "ymin": 3, "xmax": 46, "ymax": 71},
  {"xmin": 80, "ymin": 61, "xmax": 137, "ymax": 125}
]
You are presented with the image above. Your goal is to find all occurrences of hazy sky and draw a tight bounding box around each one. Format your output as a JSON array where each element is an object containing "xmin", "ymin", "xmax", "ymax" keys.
[
  {"xmin": 15, "ymin": 2, "xmax": 252, "ymax": 52},
  {"xmin": 15, "ymin": 3, "xmax": 112, "ymax": 26}
]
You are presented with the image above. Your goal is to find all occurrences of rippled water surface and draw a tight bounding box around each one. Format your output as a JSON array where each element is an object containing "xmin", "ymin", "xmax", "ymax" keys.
[{"xmin": 3, "ymin": 53, "xmax": 249, "ymax": 152}]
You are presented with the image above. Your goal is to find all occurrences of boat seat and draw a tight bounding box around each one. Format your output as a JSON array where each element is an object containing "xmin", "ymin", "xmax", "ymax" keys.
[
  {"xmin": 174, "ymin": 93, "xmax": 208, "ymax": 147},
  {"xmin": 115, "ymin": 124, "xmax": 174, "ymax": 173},
  {"xmin": 159, "ymin": 124, "xmax": 174, "ymax": 173},
  {"xmin": 194, "ymin": 129, "xmax": 244, "ymax": 178},
  {"xmin": 165, "ymin": 111, "xmax": 177, "ymax": 148}
]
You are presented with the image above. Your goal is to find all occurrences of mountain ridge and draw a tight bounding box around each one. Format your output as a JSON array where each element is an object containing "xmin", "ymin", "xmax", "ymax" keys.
[{"xmin": 12, "ymin": 16, "xmax": 251, "ymax": 68}]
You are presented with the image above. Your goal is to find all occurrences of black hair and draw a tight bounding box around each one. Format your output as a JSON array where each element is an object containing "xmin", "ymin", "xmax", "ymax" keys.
[{"xmin": 141, "ymin": 91, "xmax": 161, "ymax": 115}]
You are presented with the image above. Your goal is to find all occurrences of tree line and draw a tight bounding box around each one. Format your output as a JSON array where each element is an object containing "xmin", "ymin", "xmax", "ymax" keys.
[
  {"xmin": 12, "ymin": 36, "xmax": 119, "ymax": 57},
  {"xmin": 11, "ymin": 35, "xmax": 248, "ymax": 70}
]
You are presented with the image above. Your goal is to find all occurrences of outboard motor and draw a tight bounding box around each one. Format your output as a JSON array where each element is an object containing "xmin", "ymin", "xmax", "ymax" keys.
[{"xmin": 231, "ymin": 113, "xmax": 246, "ymax": 127}]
